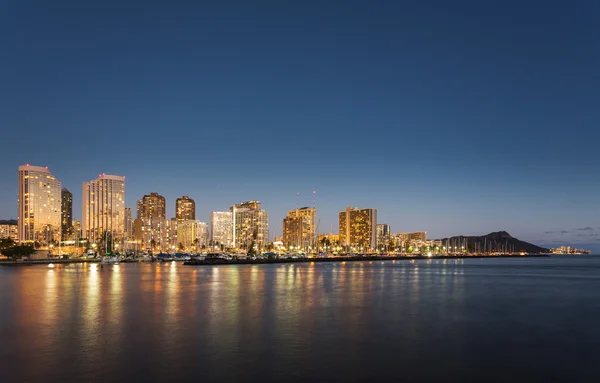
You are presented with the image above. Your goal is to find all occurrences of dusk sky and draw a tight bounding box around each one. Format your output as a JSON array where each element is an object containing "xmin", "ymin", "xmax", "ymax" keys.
[{"xmin": 1, "ymin": 1, "xmax": 599, "ymax": 249}]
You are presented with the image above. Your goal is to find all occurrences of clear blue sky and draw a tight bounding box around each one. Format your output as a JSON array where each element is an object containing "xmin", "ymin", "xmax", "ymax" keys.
[{"xmin": 1, "ymin": 1, "xmax": 599, "ymax": 250}]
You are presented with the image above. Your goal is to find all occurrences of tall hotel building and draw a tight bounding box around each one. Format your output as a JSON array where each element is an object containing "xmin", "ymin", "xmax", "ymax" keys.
[
  {"xmin": 231, "ymin": 201, "xmax": 268, "ymax": 250},
  {"xmin": 18, "ymin": 165, "xmax": 62, "ymax": 245},
  {"xmin": 283, "ymin": 207, "xmax": 316, "ymax": 251},
  {"xmin": 82, "ymin": 174, "xmax": 126, "ymax": 241},
  {"xmin": 137, "ymin": 192, "xmax": 166, "ymax": 250},
  {"xmin": 176, "ymin": 196, "xmax": 196, "ymax": 222},
  {"xmin": 61, "ymin": 188, "xmax": 73, "ymax": 240},
  {"xmin": 339, "ymin": 207, "xmax": 377, "ymax": 251},
  {"xmin": 211, "ymin": 211, "xmax": 233, "ymax": 248}
]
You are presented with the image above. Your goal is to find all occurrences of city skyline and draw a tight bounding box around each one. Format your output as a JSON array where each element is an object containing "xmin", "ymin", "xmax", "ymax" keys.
[
  {"xmin": 1, "ymin": 162, "xmax": 599, "ymax": 250},
  {"xmin": 1, "ymin": 2, "xmax": 599, "ymax": 250}
]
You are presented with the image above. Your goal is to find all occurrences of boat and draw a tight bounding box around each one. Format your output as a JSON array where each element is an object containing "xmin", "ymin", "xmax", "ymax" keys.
[
  {"xmin": 156, "ymin": 253, "xmax": 174, "ymax": 262},
  {"xmin": 174, "ymin": 253, "xmax": 191, "ymax": 261},
  {"xmin": 101, "ymin": 254, "xmax": 121, "ymax": 264}
]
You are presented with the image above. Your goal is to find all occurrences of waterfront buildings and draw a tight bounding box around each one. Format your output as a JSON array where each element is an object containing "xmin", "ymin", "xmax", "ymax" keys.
[
  {"xmin": 211, "ymin": 211, "xmax": 233, "ymax": 248},
  {"xmin": 177, "ymin": 220, "xmax": 209, "ymax": 251},
  {"xmin": 390, "ymin": 232, "xmax": 427, "ymax": 249},
  {"xmin": 391, "ymin": 233, "xmax": 409, "ymax": 249},
  {"xmin": 283, "ymin": 207, "xmax": 316, "ymax": 251},
  {"xmin": 338, "ymin": 207, "xmax": 377, "ymax": 251},
  {"xmin": 61, "ymin": 188, "xmax": 73, "ymax": 240},
  {"xmin": 0, "ymin": 222, "xmax": 18, "ymax": 241},
  {"xmin": 409, "ymin": 231, "xmax": 427, "ymax": 242},
  {"xmin": 231, "ymin": 201, "xmax": 269, "ymax": 250},
  {"xmin": 18, "ymin": 165, "xmax": 62, "ymax": 245},
  {"xmin": 82, "ymin": 174, "xmax": 126, "ymax": 242},
  {"xmin": 176, "ymin": 196, "xmax": 195, "ymax": 222},
  {"xmin": 376, "ymin": 223, "xmax": 391, "ymax": 250},
  {"xmin": 160, "ymin": 217, "xmax": 179, "ymax": 251},
  {"xmin": 137, "ymin": 192, "xmax": 167, "ymax": 251},
  {"xmin": 318, "ymin": 233, "xmax": 339, "ymax": 248}
]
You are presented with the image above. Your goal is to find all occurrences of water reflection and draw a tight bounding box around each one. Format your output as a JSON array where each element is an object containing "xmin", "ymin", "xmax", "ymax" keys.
[{"xmin": 2, "ymin": 258, "xmax": 598, "ymax": 382}]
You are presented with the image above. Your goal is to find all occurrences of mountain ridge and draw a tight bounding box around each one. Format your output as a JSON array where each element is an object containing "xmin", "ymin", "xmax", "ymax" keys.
[{"xmin": 437, "ymin": 231, "xmax": 548, "ymax": 253}]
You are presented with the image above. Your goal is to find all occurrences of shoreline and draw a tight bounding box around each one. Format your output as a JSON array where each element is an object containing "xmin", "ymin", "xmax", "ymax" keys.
[
  {"xmin": 0, "ymin": 253, "xmax": 552, "ymax": 267},
  {"xmin": 182, "ymin": 254, "xmax": 550, "ymax": 266},
  {"xmin": 0, "ymin": 258, "xmax": 101, "ymax": 266}
]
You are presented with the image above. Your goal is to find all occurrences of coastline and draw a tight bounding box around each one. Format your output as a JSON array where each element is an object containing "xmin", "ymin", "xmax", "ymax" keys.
[
  {"xmin": 0, "ymin": 253, "xmax": 552, "ymax": 267},
  {"xmin": 183, "ymin": 254, "xmax": 550, "ymax": 266}
]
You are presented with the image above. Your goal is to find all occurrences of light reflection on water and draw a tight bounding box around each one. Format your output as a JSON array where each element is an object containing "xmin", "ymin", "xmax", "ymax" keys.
[{"xmin": 1, "ymin": 257, "xmax": 600, "ymax": 382}]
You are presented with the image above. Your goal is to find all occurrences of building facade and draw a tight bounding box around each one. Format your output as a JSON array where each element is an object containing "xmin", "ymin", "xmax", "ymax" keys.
[
  {"xmin": 211, "ymin": 211, "xmax": 233, "ymax": 248},
  {"xmin": 72, "ymin": 220, "xmax": 81, "ymax": 239},
  {"xmin": 231, "ymin": 201, "xmax": 269, "ymax": 250},
  {"xmin": 160, "ymin": 218, "xmax": 179, "ymax": 251},
  {"xmin": 177, "ymin": 220, "xmax": 209, "ymax": 251},
  {"xmin": 18, "ymin": 165, "xmax": 62, "ymax": 245},
  {"xmin": 338, "ymin": 207, "xmax": 377, "ymax": 251},
  {"xmin": 61, "ymin": 188, "xmax": 73, "ymax": 240},
  {"xmin": 0, "ymin": 223, "xmax": 18, "ymax": 241},
  {"xmin": 137, "ymin": 192, "xmax": 166, "ymax": 220},
  {"xmin": 376, "ymin": 224, "xmax": 391, "ymax": 250},
  {"xmin": 176, "ymin": 196, "xmax": 196, "ymax": 222},
  {"xmin": 409, "ymin": 231, "xmax": 427, "ymax": 242},
  {"xmin": 82, "ymin": 174, "xmax": 126, "ymax": 242},
  {"xmin": 283, "ymin": 207, "xmax": 316, "ymax": 251},
  {"xmin": 124, "ymin": 207, "xmax": 133, "ymax": 240},
  {"xmin": 137, "ymin": 192, "xmax": 166, "ymax": 250}
]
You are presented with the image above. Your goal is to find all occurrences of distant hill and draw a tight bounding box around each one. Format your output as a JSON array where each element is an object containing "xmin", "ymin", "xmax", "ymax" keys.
[
  {"xmin": 0, "ymin": 219, "xmax": 17, "ymax": 225},
  {"xmin": 437, "ymin": 231, "xmax": 549, "ymax": 254}
]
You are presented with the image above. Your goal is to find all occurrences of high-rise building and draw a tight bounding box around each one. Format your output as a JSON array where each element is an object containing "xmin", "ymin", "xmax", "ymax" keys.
[
  {"xmin": 160, "ymin": 218, "xmax": 179, "ymax": 251},
  {"xmin": 18, "ymin": 165, "xmax": 62, "ymax": 245},
  {"xmin": 176, "ymin": 196, "xmax": 196, "ymax": 222},
  {"xmin": 82, "ymin": 174, "xmax": 125, "ymax": 242},
  {"xmin": 0, "ymin": 222, "xmax": 18, "ymax": 241},
  {"xmin": 61, "ymin": 188, "xmax": 73, "ymax": 240},
  {"xmin": 231, "ymin": 201, "xmax": 269, "ymax": 250},
  {"xmin": 177, "ymin": 220, "xmax": 209, "ymax": 251},
  {"xmin": 283, "ymin": 207, "xmax": 316, "ymax": 251},
  {"xmin": 137, "ymin": 192, "xmax": 166, "ymax": 220},
  {"xmin": 211, "ymin": 211, "xmax": 233, "ymax": 248},
  {"xmin": 137, "ymin": 192, "xmax": 166, "ymax": 251},
  {"xmin": 376, "ymin": 224, "xmax": 391, "ymax": 250},
  {"xmin": 339, "ymin": 207, "xmax": 377, "ymax": 251},
  {"xmin": 124, "ymin": 207, "xmax": 133, "ymax": 240}
]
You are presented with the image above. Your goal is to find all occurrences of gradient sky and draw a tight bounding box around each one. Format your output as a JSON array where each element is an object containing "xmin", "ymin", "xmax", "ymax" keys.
[{"xmin": 1, "ymin": 1, "xmax": 599, "ymax": 250}]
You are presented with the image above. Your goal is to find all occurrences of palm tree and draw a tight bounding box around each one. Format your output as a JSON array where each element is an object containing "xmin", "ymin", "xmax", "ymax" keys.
[{"xmin": 193, "ymin": 238, "xmax": 199, "ymax": 252}]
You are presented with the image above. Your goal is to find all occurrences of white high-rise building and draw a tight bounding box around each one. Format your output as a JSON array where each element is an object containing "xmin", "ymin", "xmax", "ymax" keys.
[
  {"xmin": 231, "ymin": 201, "xmax": 269, "ymax": 250},
  {"xmin": 82, "ymin": 174, "xmax": 125, "ymax": 242},
  {"xmin": 211, "ymin": 211, "xmax": 233, "ymax": 248},
  {"xmin": 18, "ymin": 165, "xmax": 62, "ymax": 245}
]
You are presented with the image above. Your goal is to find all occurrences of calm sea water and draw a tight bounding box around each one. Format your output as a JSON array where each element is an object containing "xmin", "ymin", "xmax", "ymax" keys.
[{"xmin": 1, "ymin": 256, "xmax": 599, "ymax": 382}]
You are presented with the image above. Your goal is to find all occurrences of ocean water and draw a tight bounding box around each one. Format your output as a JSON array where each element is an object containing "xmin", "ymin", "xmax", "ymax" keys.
[{"xmin": 1, "ymin": 256, "xmax": 599, "ymax": 382}]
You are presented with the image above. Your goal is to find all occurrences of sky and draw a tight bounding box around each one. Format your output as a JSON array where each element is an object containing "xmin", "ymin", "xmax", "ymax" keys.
[{"xmin": 1, "ymin": 0, "xmax": 599, "ymax": 250}]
